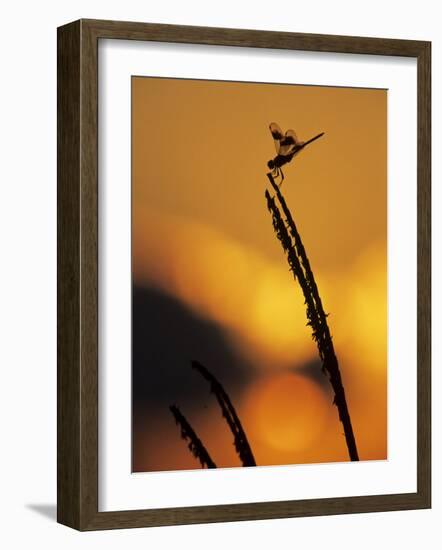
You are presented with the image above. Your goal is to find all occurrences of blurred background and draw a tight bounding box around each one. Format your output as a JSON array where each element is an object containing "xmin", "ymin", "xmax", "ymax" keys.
[{"xmin": 131, "ymin": 76, "xmax": 387, "ymax": 472}]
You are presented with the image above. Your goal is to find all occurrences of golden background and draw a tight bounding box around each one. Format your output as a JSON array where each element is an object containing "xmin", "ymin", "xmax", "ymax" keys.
[{"xmin": 132, "ymin": 76, "xmax": 387, "ymax": 471}]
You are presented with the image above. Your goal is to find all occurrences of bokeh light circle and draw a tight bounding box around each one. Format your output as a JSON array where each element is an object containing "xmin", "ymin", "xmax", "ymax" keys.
[{"xmin": 243, "ymin": 372, "xmax": 329, "ymax": 453}]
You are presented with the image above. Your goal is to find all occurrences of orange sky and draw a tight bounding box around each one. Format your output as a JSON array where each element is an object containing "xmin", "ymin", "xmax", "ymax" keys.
[{"xmin": 132, "ymin": 76, "xmax": 387, "ymax": 472}]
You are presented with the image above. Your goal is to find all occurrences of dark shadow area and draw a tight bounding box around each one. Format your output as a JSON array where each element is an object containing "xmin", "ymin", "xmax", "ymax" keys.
[
  {"xmin": 295, "ymin": 358, "xmax": 332, "ymax": 391},
  {"xmin": 25, "ymin": 504, "xmax": 57, "ymax": 522},
  {"xmin": 132, "ymin": 285, "xmax": 251, "ymax": 412}
]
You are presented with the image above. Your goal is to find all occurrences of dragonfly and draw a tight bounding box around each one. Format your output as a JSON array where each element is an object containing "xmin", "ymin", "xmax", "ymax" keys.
[{"xmin": 267, "ymin": 122, "xmax": 324, "ymax": 186}]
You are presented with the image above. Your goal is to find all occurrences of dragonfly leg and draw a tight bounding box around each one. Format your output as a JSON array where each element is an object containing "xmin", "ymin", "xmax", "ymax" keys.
[{"xmin": 278, "ymin": 168, "xmax": 285, "ymax": 187}]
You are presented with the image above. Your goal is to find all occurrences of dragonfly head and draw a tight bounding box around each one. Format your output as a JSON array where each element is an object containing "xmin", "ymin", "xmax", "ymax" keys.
[{"xmin": 267, "ymin": 159, "xmax": 275, "ymax": 170}]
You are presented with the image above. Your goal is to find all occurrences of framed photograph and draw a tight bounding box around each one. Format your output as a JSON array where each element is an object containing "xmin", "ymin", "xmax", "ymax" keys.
[{"xmin": 57, "ymin": 19, "xmax": 431, "ymax": 530}]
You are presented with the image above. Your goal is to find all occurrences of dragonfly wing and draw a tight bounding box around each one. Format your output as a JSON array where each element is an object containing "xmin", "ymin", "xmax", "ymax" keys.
[
  {"xmin": 279, "ymin": 129, "xmax": 302, "ymax": 155},
  {"xmin": 269, "ymin": 122, "xmax": 284, "ymax": 154}
]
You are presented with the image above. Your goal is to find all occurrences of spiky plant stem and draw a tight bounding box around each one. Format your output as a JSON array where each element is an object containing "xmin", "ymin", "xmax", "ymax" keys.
[
  {"xmin": 169, "ymin": 404, "xmax": 217, "ymax": 468},
  {"xmin": 192, "ymin": 360, "xmax": 256, "ymax": 467},
  {"xmin": 266, "ymin": 172, "xmax": 359, "ymax": 461}
]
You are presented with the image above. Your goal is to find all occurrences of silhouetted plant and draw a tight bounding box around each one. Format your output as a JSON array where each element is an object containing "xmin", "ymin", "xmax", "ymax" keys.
[
  {"xmin": 192, "ymin": 360, "xmax": 256, "ymax": 467},
  {"xmin": 170, "ymin": 361, "xmax": 256, "ymax": 468},
  {"xmin": 169, "ymin": 404, "xmax": 217, "ymax": 468},
  {"xmin": 265, "ymin": 172, "xmax": 359, "ymax": 461}
]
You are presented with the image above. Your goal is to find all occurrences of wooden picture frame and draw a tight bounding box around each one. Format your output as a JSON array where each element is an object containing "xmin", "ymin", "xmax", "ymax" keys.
[{"xmin": 57, "ymin": 18, "xmax": 431, "ymax": 530}]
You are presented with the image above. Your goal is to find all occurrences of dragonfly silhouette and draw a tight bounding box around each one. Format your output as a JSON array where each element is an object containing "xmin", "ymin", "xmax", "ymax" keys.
[{"xmin": 267, "ymin": 122, "xmax": 324, "ymax": 186}]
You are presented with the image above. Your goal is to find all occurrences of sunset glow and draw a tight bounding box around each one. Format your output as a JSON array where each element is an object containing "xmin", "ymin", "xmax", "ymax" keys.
[{"xmin": 132, "ymin": 76, "xmax": 387, "ymax": 472}]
